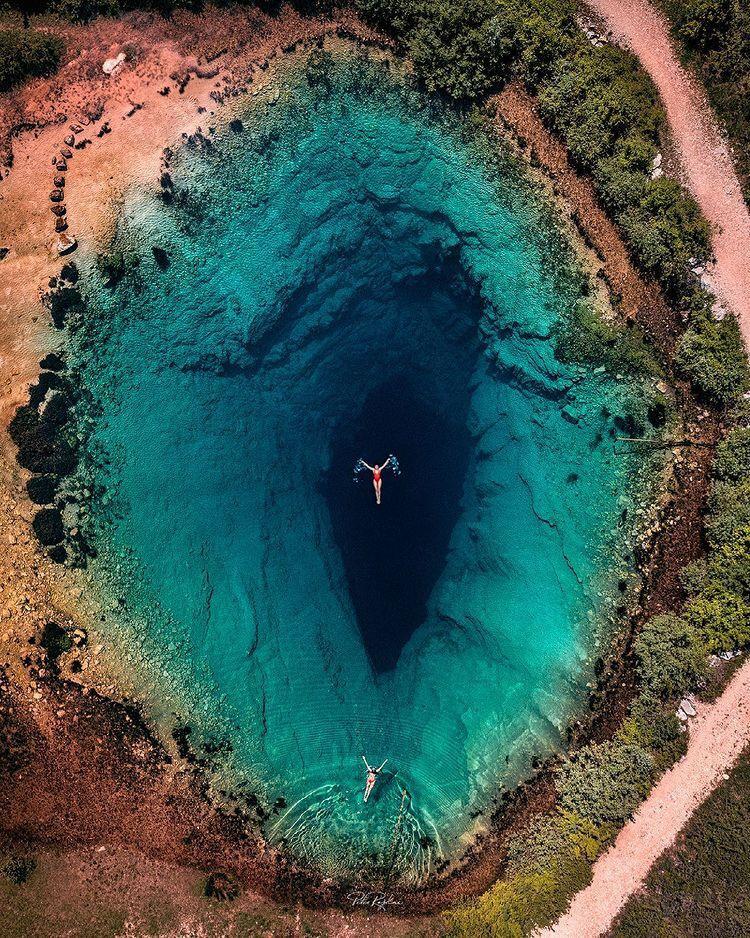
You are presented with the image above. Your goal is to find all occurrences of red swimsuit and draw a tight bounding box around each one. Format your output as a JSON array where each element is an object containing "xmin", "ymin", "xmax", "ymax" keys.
[{"xmin": 373, "ymin": 468, "xmax": 382, "ymax": 482}]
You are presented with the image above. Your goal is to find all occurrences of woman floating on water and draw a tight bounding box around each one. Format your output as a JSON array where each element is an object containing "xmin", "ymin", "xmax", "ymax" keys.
[
  {"xmin": 354, "ymin": 455, "xmax": 400, "ymax": 505},
  {"xmin": 362, "ymin": 755, "xmax": 388, "ymax": 802}
]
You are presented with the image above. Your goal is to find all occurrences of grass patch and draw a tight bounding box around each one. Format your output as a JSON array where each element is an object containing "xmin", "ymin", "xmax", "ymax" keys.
[{"xmin": 0, "ymin": 27, "xmax": 63, "ymax": 92}]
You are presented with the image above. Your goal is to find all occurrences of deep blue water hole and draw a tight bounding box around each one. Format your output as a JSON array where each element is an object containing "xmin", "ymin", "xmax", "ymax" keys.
[
  {"xmin": 325, "ymin": 372, "xmax": 474, "ymax": 672},
  {"xmin": 67, "ymin": 51, "xmax": 658, "ymax": 882}
]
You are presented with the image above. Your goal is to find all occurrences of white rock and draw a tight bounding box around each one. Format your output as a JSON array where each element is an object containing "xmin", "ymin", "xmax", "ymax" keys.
[
  {"xmin": 651, "ymin": 167, "xmax": 664, "ymax": 180},
  {"xmin": 653, "ymin": 152, "xmax": 662, "ymax": 168},
  {"xmin": 103, "ymin": 52, "xmax": 126, "ymax": 76},
  {"xmin": 679, "ymin": 697, "xmax": 697, "ymax": 718}
]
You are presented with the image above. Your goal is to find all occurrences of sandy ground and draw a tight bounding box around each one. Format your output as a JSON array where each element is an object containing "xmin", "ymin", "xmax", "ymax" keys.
[
  {"xmin": 540, "ymin": 656, "xmax": 750, "ymax": 938},
  {"xmin": 584, "ymin": 0, "xmax": 750, "ymax": 347}
]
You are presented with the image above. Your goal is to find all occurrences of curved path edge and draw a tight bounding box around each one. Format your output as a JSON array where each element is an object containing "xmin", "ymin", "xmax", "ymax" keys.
[{"xmin": 585, "ymin": 0, "xmax": 750, "ymax": 346}]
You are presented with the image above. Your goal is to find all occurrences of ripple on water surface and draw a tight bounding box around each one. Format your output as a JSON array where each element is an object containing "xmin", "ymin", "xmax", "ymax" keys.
[{"xmin": 69, "ymin": 51, "xmax": 659, "ymax": 882}]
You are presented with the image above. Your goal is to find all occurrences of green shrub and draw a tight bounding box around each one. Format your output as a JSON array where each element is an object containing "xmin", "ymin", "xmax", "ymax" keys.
[
  {"xmin": 56, "ymin": 0, "xmax": 121, "ymax": 23},
  {"xmin": 633, "ymin": 613, "xmax": 706, "ymax": 699},
  {"xmin": 407, "ymin": 0, "xmax": 499, "ymax": 100},
  {"xmin": 661, "ymin": 0, "xmax": 750, "ymax": 201},
  {"xmin": 618, "ymin": 178, "xmax": 711, "ymax": 296},
  {"xmin": 676, "ymin": 305, "xmax": 750, "ymax": 403},
  {"xmin": 539, "ymin": 46, "xmax": 662, "ymax": 171},
  {"xmin": 506, "ymin": 809, "xmax": 613, "ymax": 875},
  {"xmin": 444, "ymin": 862, "xmax": 592, "ymax": 937},
  {"xmin": 706, "ymin": 480, "xmax": 750, "ymax": 548},
  {"xmin": 619, "ymin": 694, "xmax": 689, "ymax": 772},
  {"xmin": 714, "ymin": 426, "xmax": 750, "ymax": 482},
  {"xmin": 0, "ymin": 28, "xmax": 64, "ymax": 92},
  {"xmin": 556, "ymin": 741, "xmax": 654, "ymax": 824}
]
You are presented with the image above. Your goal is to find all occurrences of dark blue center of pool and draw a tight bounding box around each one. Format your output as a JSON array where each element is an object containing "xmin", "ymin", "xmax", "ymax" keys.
[{"xmin": 325, "ymin": 371, "xmax": 474, "ymax": 672}]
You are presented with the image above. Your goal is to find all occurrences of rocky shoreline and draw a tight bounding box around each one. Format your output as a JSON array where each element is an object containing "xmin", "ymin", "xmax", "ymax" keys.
[{"xmin": 0, "ymin": 4, "xmax": 723, "ymax": 928}]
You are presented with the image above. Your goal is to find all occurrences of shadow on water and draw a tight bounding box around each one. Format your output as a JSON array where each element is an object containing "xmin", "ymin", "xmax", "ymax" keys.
[{"xmin": 323, "ymin": 375, "xmax": 473, "ymax": 673}]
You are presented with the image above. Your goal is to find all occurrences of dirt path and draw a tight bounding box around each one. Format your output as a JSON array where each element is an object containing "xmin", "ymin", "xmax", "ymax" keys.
[
  {"xmin": 584, "ymin": 0, "xmax": 750, "ymax": 346},
  {"xmin": 539, "ymin": 657, "xmax": 750, "ymax": 937}
]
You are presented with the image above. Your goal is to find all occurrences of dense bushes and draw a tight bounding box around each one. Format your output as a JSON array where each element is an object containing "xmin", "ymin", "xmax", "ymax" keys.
[
  {"xmin": 633, "ymin": 614, "xmax": 706, "ymax": 699},
  {"xmin": 0, "ymin": 28, "xmax": 64, "ymax": 92},
  {"xmin": 678, "ymin": 425, "xmax": 750, "ymax": 652},
  {"xmin": 355, "ymin": 0, "xmax": 722, "ymax": 331},
  {"xmin": 556, "ymin": 741, "xmax": 654, "ymax": 824},
  {"xmin": 676, "ymin": 293, "xmax": 750, "ymax": 404},
  {"xmin": 660, "ymin": 0, "xmax": 750, "ymax": 202}
]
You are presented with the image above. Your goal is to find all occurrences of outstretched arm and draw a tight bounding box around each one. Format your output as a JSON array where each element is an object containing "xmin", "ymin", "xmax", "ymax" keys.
[
  {"xmin": 361, "ymin": 462, "xmax": 374, "ymax": 471},
  {"xmin": 381, "ymin": 458, "xmax": 391, "ymax": 469},
  {"xmin": 362, "ymin": 755, "xmax": 372, "ymax": 771},
  {"xmin": 376, "ymin": 759, "xmax": 388, "ymax": 772}
]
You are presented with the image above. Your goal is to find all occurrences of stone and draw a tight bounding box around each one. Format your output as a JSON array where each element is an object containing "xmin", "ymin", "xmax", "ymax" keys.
[
  {"xmin": 49, "ymin": 190, "xmax": 64, "ymax": 203},
  {"xmin": 103, "ymin": 52, "xmax": 126, "ymax": 75},
  {"xmin": 51, "ymin": 205, "xmax": 67, "ymax": 217},
  {"xmin": 64, "ymin": 134, "xmax": 75, "ymax": 147},
  {"xmin": 56, "ymin": 235, "xmax": 77, "ymax": 256},
  {"xmin": 679, "ymin": 697, "xmax": 697, "ymax": 718},
  {"xmin": 56, "ymin": 159, "xmax": 67, "ymax": 172},
  {"xmin": 60, "ymin": 147, "xmax": 73, "ymax": 159},
  {"xmin": 53, "ymin": 175, "xmax": 65, "ymax": 188},
  {"xmin": 55, "ymin": 218, "xmax": 68, "ymax": 233}
]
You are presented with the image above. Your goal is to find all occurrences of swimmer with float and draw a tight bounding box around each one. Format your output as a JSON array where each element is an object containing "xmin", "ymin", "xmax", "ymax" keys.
[{"xmin": 360, "ymin": 458, "xmax": 391, "ymax": 505}]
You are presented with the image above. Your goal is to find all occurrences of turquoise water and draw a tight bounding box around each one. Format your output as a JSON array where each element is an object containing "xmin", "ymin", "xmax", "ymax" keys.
[{"xmin": 69, "ymin": 53, "xmax": 656, "ymax": 882}]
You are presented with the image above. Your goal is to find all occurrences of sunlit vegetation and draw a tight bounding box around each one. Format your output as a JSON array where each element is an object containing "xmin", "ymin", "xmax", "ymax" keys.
[{"xmin": 0, "ymin": 27, "xmax": 63, "ymax": 92}]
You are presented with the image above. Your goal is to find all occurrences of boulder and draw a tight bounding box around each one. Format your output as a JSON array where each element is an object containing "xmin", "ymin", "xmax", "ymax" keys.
[
  {"xmin": 56, "ymin": 235, "xmax": 77, "ymax": 256},
  {"xmin": 55, "ymin": 218, "xmax": 68, "ymax": 233},
  {"xmin": 53, "ymin": 175, "xmax": 65, "ymax": 188},
  {"xmin": 51, "ymin": 204, "xmax": 67, "ymax": 217},
  {"xmin": 60, "ymin": 147, "xmax": 72, "ymax": 159},
  {"xmin": 103, "ymin": 52, "xmax": 126, "ymax": 75},
  {"xmin": 679, "ymin": 697, "xmax": 697, "ymax": 718},
  {"xmin": 152, "ymin": 245, "xmax": 170, "ymax": 270},
  {"xmin": 64, "ymin": 134, "xmax": 75, "ymax": 147},
  {"xmin": 49, "ymin": 190, "xmax": 64, "ymax": 202}
]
